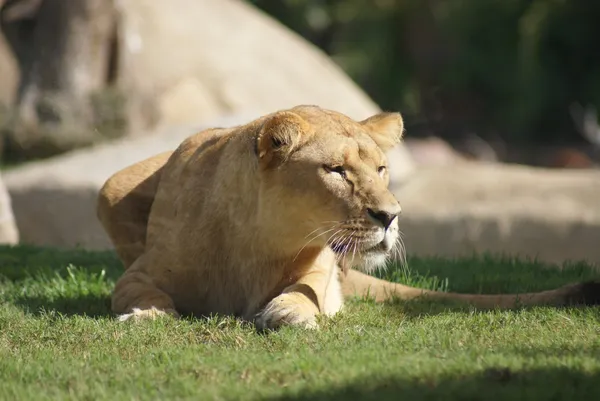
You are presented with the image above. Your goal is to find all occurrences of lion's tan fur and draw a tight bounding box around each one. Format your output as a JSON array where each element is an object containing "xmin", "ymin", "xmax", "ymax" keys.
[{"xmin": 98, "ymin": 105, "xmax": 594, "ymax": 328}]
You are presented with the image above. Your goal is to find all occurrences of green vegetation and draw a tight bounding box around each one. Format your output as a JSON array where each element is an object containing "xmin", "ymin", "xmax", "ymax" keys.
[
  {"xmin": 249, "ymin": 0, "xmax": 600, "ymax": 143},
  {"xmin": 0, "ymin": 245, "xmax": 599, "ymax": 400}
]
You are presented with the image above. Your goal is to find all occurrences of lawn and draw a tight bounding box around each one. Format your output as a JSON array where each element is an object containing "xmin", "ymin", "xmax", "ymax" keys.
[{"xmin": 0, "ymin": 245, "xmax": 599, "ymax": 401}]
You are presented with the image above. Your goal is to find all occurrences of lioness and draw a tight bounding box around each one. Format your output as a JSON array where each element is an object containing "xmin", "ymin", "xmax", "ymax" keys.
[{"xmin": 97, "ymin": 105, "xmax": 598, "ymax": 329}]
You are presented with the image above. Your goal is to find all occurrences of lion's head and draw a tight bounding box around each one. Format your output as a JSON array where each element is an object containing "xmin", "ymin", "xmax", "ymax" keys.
[{"xmin": 253, "ymin": 105, "xmax": 404, "ymax": 272}]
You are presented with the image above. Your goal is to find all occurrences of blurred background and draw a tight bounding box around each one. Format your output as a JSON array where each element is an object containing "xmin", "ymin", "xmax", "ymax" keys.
[
  {"xmin": 251, "ymin": 0, "xmax": 600, "ymax": 168},
  {"xmin": 0, "ymin": 0, "xmax": 598, "ymax": 267}
]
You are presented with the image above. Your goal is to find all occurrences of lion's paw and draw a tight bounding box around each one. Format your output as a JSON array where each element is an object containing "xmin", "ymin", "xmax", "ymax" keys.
[
  {"xmin": 255, "ymin": 293, "xmax": 319, "ymax": 330},
  {"xmin": 117, "ymin": 306, "xmax": 179, "ymax": 322}
]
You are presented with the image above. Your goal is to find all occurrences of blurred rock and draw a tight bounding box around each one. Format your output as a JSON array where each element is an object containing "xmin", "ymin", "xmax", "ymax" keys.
[
  {"xmin": 1, "ymin": 0, "xmax": 120, "ymax": 162},
  {"xmin": 392, "ymin": 163, "xmax": 600, "ymax": 268},
  {"xmin": 404, "ymin": 137, "xmax": 466, "ymax": 167},
  {"xmin": 0, "ymin": 15, "xmax": 19, "ymax": 160},
  {"xmin": 0, "ymin": 174, "xmax": 18, "ymax": 244},
  {"xmin": 115, "ymin": 0, "xmax": 386, "ymax": 131},
  {"xmin": 504, "ymin": 146, "xmax": 598, "ymax": 170},
  {"xmin": 452, "ymin": 133, "xmax": 500, "ymax": 163},
  {"xmin": 545, "ymin": 148, "xmax": 596, "ymax": 169},
  {"xmin": 0, "ymin": 28, "xmax": 19, "ymax": 108}
]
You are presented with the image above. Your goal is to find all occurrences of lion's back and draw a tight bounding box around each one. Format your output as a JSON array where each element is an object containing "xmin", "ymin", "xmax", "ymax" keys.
[{"xmin": 97, "ymin": 126, "xmax": 235, "ymax": 269}]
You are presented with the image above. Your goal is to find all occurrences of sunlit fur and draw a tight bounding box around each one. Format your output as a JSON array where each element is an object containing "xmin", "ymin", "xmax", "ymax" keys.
[{"xmin": 97, "ymin": 105, "xmax": 597, "ymax": 330}]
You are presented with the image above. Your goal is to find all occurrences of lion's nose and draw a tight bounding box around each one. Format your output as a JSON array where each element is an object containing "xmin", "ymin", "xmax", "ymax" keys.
[{"xmin": 366, "ymin": 207, "xmax": 400, "ymax": 229}]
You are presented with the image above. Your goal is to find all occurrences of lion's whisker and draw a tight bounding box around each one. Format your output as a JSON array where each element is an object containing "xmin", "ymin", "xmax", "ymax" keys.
[
  {"xmin": 326, "ymin": 229, "xmax": 345, "ymax": 248},
  {"xmin": 398, "ymin": 230, "xmax": 407, "ymax": 267},
  {"xmin": 350, "ymin": 238, "xmax": 358, "ymax": 265},
  {"xmin": 331, "ymin": 229, "xmax": 353, "ymax": 255},
  {"xmin": 303, "ymin": 222, "xmax": 341, "ymax": 240},
  {"xmin": 337, "ymin": 232, "xmax": 353, "ymax": 272},
  {"xmin": 324, "ymin": 228, "xmax": 351, "ymax": 259},
  {"xmin": 292, "ymin": 224, "xmax": 342, "ymax": 262}
]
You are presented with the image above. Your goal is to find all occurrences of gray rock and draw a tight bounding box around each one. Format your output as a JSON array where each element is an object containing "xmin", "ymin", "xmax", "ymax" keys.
[
  {"xmin": 114, "ymin": 0, "xmax": 392, "ymax": 130},
  {"xmin": 0, "ymin": 173, "xmax": 18, "ymax": 245},
  {"xmin": 403, "ymin": 137, "xmax": 467, "ymax": 167},
  {"xmin": 393, "ymin": 162, "xmax": 600, "ymax": 268},
  {"xmin": 0, "ymin": 28, "xmax": 18, "ymax": 107}
]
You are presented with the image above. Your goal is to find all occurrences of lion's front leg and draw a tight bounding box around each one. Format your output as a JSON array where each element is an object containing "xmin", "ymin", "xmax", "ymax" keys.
[
  {"xmin": 255, "ymin": 261, "xmax": 343, "ymax": 330},
  {"xmin": 111, "ymin": 256, "xmax": 179, "ymax": 322},
  {"xmin": 255, "ymin": 288, "xmax": 320, "ymax": 330}
]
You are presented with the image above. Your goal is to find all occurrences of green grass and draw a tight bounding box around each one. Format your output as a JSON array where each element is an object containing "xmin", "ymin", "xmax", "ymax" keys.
[{"xmin": 0, "ymin": 245, "xmax": 599, "ymax": 401}]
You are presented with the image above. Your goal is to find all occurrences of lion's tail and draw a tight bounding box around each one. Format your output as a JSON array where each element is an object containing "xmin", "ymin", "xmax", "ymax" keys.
[
  {"xmin": 341, "ymin": 269, "xmax": 600, "ymax": 309},
  {"xmin": 97, "ymin": 151, "xmax": 173, "ymax": 269}
]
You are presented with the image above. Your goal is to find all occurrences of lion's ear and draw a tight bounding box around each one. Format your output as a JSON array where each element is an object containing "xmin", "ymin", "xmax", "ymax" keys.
[
  {"xmin": 256, "ymin": 111, "xmax": 313, "ymax": 167},
  {"xmin": 360, "ymin": 112, "xmax": 404, "ymax": 152}
]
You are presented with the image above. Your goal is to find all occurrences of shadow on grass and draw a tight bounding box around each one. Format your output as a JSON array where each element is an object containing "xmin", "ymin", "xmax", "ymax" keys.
[
  {"xmin": 0, "ymin": 244, "xmax": 121, "ymax": 318},
  {"xmin": 12, "ymin": 293, "xmax": 113, "ymax": 319},
  {"xmin": 270, "ymin": 367, "xmax": 600, "ymax": 401},
  {"xmin": 0, "ymin": 244, "xmax": 123, "ymax": 281}
]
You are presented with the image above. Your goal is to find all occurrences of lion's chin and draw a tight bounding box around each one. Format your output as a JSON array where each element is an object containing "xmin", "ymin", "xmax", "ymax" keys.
[
  {"xmin": 337, "ymin": 246, "xmax": 390, "ymax": 275},
  {"xmin": 357, "ymin": 249, "xmax": 389, "ymax": 274}
]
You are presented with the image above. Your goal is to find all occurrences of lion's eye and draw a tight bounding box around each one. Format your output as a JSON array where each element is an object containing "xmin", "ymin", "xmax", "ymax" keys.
[
  {"xmin": 377, "ymin": 166, "xmax": 386, "ymax": 176},
  {"xmin": 324, "ymin": 165, "xmax": 346, "ymax": 178}
]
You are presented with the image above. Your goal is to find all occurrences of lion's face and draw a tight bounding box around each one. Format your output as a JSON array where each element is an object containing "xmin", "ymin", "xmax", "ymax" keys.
[{"xmin": 255, "ymin": 106, "xmax": 404, "ymax": 272}]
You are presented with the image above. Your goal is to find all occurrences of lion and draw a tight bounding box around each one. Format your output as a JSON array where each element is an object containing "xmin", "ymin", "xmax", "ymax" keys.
[{"xmin": 97, "ymin": 105, "xmax": 599, "ymax": 329}]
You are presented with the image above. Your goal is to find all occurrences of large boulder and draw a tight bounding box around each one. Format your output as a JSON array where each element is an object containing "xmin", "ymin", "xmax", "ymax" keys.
[
  {"xmin": 393, "ymin": 163, "xmax": 600, "ymax": 268},
  {"xmin": 0, "ymin": 29, "xmax": 18, "ymax": 109},
  {"xmin": 114, "ymin": 0, "xmax": 384, "ymax": 129}
]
